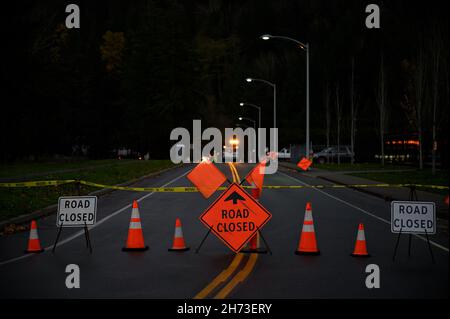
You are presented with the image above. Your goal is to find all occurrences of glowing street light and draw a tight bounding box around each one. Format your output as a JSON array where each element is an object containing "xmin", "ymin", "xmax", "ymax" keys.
[
  {"xmin": 260, "ymin": 34, "xmax": 310, "ymax": 158},
  {"xmin": 240, "ymin": 102, "xmax": 261, "ymax": 128},
  {"xmin": 238, "ymin": 117, "xmax": 256, "ymax": 130},
  {"xmin": 245, "ymin": 78, "xmax": 276, "ymax": 129}
]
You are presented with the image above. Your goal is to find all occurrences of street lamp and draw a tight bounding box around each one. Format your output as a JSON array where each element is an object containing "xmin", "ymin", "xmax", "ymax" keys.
[
  {"xmin": 238, "ymin": 117, "xmax": 256, "ymax": 130},
  {"xmin": 260, "ymin": 34, "xmax": 310, "ymax": 158},
  {"xmin": 240, "ymin": 102, "xmax": 261, "ymax": 128},
  {"xmin": 245, "ymin": 78, "xmax": 276, "ymax": 129}
]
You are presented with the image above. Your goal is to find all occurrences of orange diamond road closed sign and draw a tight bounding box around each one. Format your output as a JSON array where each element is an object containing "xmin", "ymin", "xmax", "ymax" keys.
[
  {"xmin": 200, "ymin": 183, "xmax": 272, "ymax": 253},
  {"xmin": 297, "ymin": 157, "xmax": 312, "ymax": 171}
]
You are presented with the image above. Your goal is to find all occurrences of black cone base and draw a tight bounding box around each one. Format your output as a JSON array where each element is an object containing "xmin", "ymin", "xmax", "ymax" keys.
[
  {"xmin": 24, "ymin": 249, "xmax": 45, "ymax": 254},
  {"xmin": 168, "ymin": 247, "xmax": 190, "ymax": 252},
  {"xmin": 295, "ymin": 250, "xmax": 320, "ymax": 255},
  {"xmin": 122, "ymin": 246, "xmax": 149, "ymax": 252},
  {"xmin": 351, "ymin": 253, "xmax": 370, "ymax": 257}
]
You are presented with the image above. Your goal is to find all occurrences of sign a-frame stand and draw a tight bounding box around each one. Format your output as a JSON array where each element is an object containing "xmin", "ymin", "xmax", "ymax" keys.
[
  {"xmin": 195, "ymin": 169, "xmax": 272, "ymax": 255},
  {"xmin": 392, "ymin": 186, "xmax": 435, "ymax": 263},
  {"xmin": 53, "ymin": 185, "xmax": 96, "ymax": 254},
  {"xmin": 52, "ymin": 221, "xmax": 92, "ymax": 254},
  {"xmin": 195, "ymin": 225, "xmax": 272, "ymax": 255}
]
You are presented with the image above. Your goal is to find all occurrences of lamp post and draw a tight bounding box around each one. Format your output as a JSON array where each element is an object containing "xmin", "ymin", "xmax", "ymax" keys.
[
  {"xmin": 245, "ymin": 78, "xmax": 276, "ymax": 129},
  {"xmin": 240, "ymin": 102, "xmax": 261, "ymax": 128},
  {"xmin": 238, "ymin": 117, "xmax": 256, "ymax": 130},
  {"xmin": 260, "ymin": 34, "xmax": 310, "ymax": 158}
]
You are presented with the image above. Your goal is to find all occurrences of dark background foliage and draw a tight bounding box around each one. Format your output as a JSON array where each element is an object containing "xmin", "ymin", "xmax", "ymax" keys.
[{"xmin": 1, "ymin": 0, "xmax": 448, "ymax": 163}]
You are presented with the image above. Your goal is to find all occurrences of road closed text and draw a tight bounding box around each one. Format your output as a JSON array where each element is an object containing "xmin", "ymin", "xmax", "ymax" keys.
[
  {"xmin": 391, "ymin": 201, "xmax": 435, "ymax": 234},
  {"xmin": 216, "ymin": 209, "xmax": 256, "ymax": 232},
  {"xmin": 57, "ymin": 196, "xmax": 97, "ymax": 227}
]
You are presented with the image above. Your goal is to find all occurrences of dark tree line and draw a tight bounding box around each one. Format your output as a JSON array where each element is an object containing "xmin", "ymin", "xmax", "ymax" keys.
[{"xmin": 1, "ymin": 0, "xmax": 448, "ymax": 167}]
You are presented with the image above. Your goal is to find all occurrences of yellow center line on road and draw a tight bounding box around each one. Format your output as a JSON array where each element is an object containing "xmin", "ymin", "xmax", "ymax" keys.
[
  {"xmin": 229, "ymin": 162, "xmax": 241, "ymax": 184},
  {"xmin": 214, "ymin": 253, "xmax": 258, "ymax": 299},
  {"xmin": 193, "ymin": 253, "xmax": 245, "ymax": 299},
  {"xmin": 193, "ymin": 162, "xmax": 245, "ymax": 299},
  {"xmin": 212, "ymin": 162, "xmax": 259, "ymax": 299}
]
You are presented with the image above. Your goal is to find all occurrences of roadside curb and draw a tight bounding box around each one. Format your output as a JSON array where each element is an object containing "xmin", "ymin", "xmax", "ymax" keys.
[
  {"xmin": 280, "ymin": 163, "xmax": 448, "ymax": 221},
  {"xmin": 317, "ymin": 175, "xmax": 394, "ymax": 201},
  {"xmin": 315, "ymin": 175, "xmax": 448, "ymax": 221},
  {"xmin": 0, "ymin": 164, "xmax": 184, "ymax": 230},
  {"xmin": 278, "ymin": 162, "xmax": 394, "ymax": 201}
]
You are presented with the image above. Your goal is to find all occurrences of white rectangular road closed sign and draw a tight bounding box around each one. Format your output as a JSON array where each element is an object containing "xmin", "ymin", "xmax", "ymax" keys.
[
  {"xmin": 391, "ymin": 201, "xmax": 436, "ymax": 234},
  {"xmin": 57, "ymin": 196, "xmax": 97, "ymax": 227}
]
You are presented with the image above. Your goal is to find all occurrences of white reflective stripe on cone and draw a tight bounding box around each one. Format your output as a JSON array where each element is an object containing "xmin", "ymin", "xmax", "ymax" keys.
[
  {"xmin": 129, "ymin": 221, "xmax": 142, "ymax": 229},
  {"xmin": 174, "ymin": 227, "xmax": 183, "ymax": 238},
  {"xmin": 131, "ymin": 208, "xmax": 140, "ymax": 219},
  {"xmin": 357, "ymin": 230, "xmax": 366, "ymax": 241},
  {"xmin": 304, "ymin": 211, "xmax": 313, "ymax": 222},
  {"xmin": 302, "ymin": 224, "xmax": 315, "ymax": 232},
  {"xmin": 29, "ymin": 229, "xmax": 39, "ymax": 240}
]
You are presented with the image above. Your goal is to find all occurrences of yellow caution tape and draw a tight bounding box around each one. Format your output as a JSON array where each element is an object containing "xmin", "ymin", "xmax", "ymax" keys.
[
  {"xmin": 0, "ymin": 180, "xmax": 76, "ymax": 188},
  {"xmin": 261, "ymin": 184, "xmax": 449, "ymax": 190},
  {"xmin": 0, "ymin": 180, "xmax": 447, "ymax": 192},
  {"xmin": 79, "ymin": 180, "xmax": 204, "ymax": 192}
]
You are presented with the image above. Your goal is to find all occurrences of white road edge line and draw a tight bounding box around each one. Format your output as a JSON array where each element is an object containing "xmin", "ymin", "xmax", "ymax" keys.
[
  {"xmin": 0, "ymin": 169, "xmax": 191, "ymax": 267},
  {"xmin": 279, "ymin": 171, "xmax": 449, "ymax": 253}
]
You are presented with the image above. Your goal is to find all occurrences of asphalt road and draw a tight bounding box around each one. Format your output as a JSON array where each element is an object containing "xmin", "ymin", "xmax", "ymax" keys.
[{"xmin": 0, "ymin": 163, "xmax": 448, "ymax": 298}]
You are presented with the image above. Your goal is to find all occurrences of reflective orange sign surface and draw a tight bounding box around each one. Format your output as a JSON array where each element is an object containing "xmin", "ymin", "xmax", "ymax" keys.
[
  {"xmin": 297, "ymin": 157, "xmax": 312, "ymax": 171},
  {"xmin": 199, "ymin": 183, "xmax": 272, "ymax": 252},
  {"xmin": 187, "ymin": 161, "xmax": 227, "ymax": 198}
]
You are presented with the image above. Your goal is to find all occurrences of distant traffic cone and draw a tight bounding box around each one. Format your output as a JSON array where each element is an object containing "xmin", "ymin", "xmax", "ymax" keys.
[
  {"xmin": 250, "ymin": 185, "xmax": 261, "ymax": 200},
  {"xmin": 122, "ymin": 200, "xmax": 148, "ymax": 251},
  {"xmin": 351, "ymin": 223, "xmax": 370, "ymax": 257},
  {"xmin": 25, "ymin": 220, "xmax": 44, "ymax": 253},
  {"xmin": 295, "ymin": 202, "xmax": 320, "ymax": 255},
  {"xmin": 242, "ymin": 232, "xmax": 268, "ymax": 254},
  {"xmin": 168, "ymin": 218, "xmax": 189, "ymax": 251}
]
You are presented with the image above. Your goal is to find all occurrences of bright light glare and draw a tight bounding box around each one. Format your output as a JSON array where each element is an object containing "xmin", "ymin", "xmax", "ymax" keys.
[
  {"xmin": 238, "ymin": 117, "xmax": 243, "ymax": 120},
  {"xmin": 246, "ymin": 78, "xmax": 252, "ymax": 82},
  {"xmin": 261, "ymin": 34, "xmax": 271, "ymax": 40},
  {"xmin": 229, "ymin": 139, "xmax": 239, "ymax": 145},
  {"xmin": 240, "ymin": 102, "xmax": 244, "ymax": 106}
]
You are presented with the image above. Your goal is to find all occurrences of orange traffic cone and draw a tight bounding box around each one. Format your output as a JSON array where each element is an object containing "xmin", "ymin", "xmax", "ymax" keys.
[
  {"xmin": 295, "ymin": 202, "xmax": 320, "ymax": 255},
  {"xmin": 122, "ymin": 200, "xmax": 148, "ymax": 251},
  {"xmin": 242, "ymin": 186, "xmax": 267, "ymax": 253},
  {"xmin": 242, "ymin": 232, "xmax": 268, "ymax": 254},
  {"xmin": 25, "ymin": 220, "xmax": 44, "ymax": 253},
  {"xmin": 351, "ymin": 223, "xmax": 370, "ymax": 257},
  {"xmin": 250, "ymin": 185, "xmax": 261, "ymax": 200},
  {"xmin": 168, "ymin": 218, "xmax": 189, "ymax": 251}
]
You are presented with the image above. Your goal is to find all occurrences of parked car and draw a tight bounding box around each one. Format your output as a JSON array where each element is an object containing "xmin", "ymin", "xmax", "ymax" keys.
[
  {"xmin": 313, "ymin": 146, "xmax": 354, "ymax": 164},
  {"xmin": 277, "ymin": 147, "xmax": 291, "ymax": 160}
]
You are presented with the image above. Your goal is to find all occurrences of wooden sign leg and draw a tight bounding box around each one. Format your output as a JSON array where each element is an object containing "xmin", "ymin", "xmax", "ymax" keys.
[
  {"xmin": 408, "ymin": 234, "xmax": 412, "ymax": 257},
  {"xmin": 257, "ymin": 228, "xmax": 272, "ymax": 255},
  {"xmin": 424, "ymin": 228, "xmax": 435, "ymax": 264},
  {"xmin": 52, "ymin": 223, "xmax": 64, "ymax": 254},
  {"xmin": 195, "ymin": 226, "xmax": 213, "ymax": 254},
  {"xmin": 84, "ymin": 222, "xmax": 93, "ymax": 254},
  {"xmin": 392, "ymin": 227, "xmax": 402, "ymax": 262}
]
